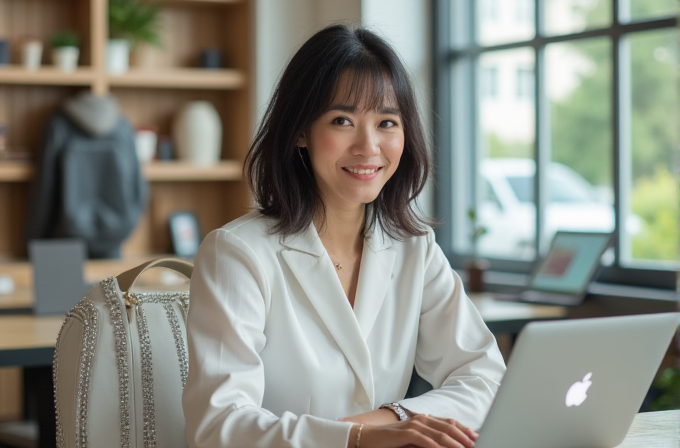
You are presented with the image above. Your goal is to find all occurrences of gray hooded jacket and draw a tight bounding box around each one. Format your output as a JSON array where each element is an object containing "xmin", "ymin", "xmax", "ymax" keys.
[{"xmin": 26, "ymin": 92, "xmax": 148, "ymax": 258}]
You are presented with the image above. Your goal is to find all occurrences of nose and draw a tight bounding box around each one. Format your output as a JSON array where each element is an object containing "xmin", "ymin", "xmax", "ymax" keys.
[{"xmin": 351, "ymin": 126, "xmax": 380, "ymax": 158}]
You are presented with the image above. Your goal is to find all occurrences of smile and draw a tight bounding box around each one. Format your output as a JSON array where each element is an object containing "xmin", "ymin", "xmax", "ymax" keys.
[{"xmin": 344, "ymin": 167, "xmax": 381, "ymax": 174}]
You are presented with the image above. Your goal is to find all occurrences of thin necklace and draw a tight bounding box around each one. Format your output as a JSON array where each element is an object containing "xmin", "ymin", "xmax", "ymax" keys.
[{"xmin": 333, "ymin": 261, "xmax": 342, "ymax": 270}]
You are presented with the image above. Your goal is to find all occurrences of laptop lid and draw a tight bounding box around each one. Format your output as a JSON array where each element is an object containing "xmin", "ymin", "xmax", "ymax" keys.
[
  {"xmin": 475, "ymin": 312, "xmax": 680, "ymax": 448},
  {"xmin": 524, "ymin": 231, "xmax": 612, "ymax": 299},
  {"xmin": 29, "ymin": 239, "xmax": 90, "ymax": 316}
]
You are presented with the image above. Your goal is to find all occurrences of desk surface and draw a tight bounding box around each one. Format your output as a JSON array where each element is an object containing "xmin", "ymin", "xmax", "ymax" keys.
[
  {"xmin": 617, "ymin": 410, "xmax": 679, "ymax": 447},
  {"xmin": 470, "ymin": 294, "xmax": 567, "ymax": 321}
]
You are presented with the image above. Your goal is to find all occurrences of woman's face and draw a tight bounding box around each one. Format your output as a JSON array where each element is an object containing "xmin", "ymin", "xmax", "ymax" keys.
[{"xmin": 298, "ymin": 73, "xmax": 405, "ymax": 213}]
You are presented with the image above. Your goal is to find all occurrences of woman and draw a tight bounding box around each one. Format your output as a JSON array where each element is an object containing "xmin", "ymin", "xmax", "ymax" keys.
[{"xmin": 183, "ymin": 24, "xmax": 506, "ymax": 448}]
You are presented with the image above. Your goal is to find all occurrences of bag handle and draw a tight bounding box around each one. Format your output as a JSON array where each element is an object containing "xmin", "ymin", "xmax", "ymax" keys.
[{"xmin": 116, "ymin": 257, "xmax": 193, "ymax": 294}]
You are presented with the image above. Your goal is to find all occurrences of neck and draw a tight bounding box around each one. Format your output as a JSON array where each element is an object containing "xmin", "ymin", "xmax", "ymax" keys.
[{"xmin": 315, "ymin": 204, "xmax": 365, "ymax": 259}]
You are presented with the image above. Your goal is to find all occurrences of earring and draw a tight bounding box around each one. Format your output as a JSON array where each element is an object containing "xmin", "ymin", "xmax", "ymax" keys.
[{"xmin": 298, "ymin": 146, "xmax": 310, "ymax": 172}]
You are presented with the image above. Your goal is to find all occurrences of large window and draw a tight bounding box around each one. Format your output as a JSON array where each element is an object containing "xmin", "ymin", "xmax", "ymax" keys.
[{"xmin": 434, "ymin": 0, "xmax": 678, "ymax": 288}]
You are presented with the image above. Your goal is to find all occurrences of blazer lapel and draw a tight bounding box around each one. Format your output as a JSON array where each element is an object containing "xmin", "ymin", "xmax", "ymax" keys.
[
  {"xmin": 281, "ymin": 225, "xmax": 376, "ymax": 406},
  {"xmin": 353, "ymin": 229, "xmax": 396, "ymax": 340}
]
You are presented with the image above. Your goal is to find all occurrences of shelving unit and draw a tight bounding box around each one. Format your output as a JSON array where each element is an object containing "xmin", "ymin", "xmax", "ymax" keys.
[{"xmin": 0, "ymin": 0, "xmax": 253, "ymax": 260}]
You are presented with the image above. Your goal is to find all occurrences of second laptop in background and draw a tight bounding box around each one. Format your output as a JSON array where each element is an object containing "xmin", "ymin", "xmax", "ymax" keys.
[{"xmin": 494, "ymin": 231, "xmax": 612, "ymax": 306}]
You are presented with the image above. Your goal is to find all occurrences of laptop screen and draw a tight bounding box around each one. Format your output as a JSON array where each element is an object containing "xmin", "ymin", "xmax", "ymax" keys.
[
  {"xmin": 528, "ymin": 232, "xmax": 611, "ymax": 294},
  {"xmin": 29, "ymin": 239, "xmax": 90, "ymax": 315}
]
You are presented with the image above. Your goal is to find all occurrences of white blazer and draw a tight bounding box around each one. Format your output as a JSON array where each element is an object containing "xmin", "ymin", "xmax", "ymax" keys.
[{"xmin": 183, "ymin": 212, "xmax": 506, "ymax": 448}]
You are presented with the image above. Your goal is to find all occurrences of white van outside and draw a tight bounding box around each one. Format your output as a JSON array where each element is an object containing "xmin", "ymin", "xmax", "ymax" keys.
[{"xmin": 478, "ymin": 158, "xmax": 640, "ymax": 259}]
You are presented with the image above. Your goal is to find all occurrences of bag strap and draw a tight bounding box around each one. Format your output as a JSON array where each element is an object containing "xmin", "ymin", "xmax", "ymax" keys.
[{"xmin": 116, "ymin": 257, "xmax": 194, "ymax": 293}]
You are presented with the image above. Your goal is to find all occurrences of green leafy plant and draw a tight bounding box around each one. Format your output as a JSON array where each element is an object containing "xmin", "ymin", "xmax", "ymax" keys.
[
  {"xmin": 650, "ymin": 367, "xmax": 680, "ymax": 411},
  {"xmin": 467, "ymin": 208, "xmax": 488, "ymax": 261},
  {"xmin": 50, "ymin": 30, "xmax": 80, "ymax": 48},
  {"xmin": 108, "ymin": 0, "xmax": 162, "ymax": 48}
]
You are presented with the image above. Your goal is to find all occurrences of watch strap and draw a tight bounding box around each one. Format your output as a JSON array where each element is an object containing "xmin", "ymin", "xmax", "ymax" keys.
[{"xmin": 380, "ymin": 402, "xmax": 409, "ymax": 421}]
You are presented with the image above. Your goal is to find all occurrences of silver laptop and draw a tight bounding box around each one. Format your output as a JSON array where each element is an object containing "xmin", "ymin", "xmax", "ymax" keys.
[
  {"xmin": 475, "ymin": 312, "xmax": 680, "ymax": 448},
  {"xmin": 496, "ymin": 231, "xmax": 612, "ymax": 306},
  {"xmin": 29, "ymin": 239, "xmax": 90, "ymax": 315}
]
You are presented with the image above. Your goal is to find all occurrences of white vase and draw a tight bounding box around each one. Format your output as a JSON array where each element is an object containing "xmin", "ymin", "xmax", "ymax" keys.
[
  {"xmin": 52, "ymin": 47, "xmax": 79, "ymax": 72},
  {"xmin": 107, "ymin": 39, "xmax": 130, "ymax": 74},
  {"xmin": 173, "ymin": 101, "xmax": 222, "ymax": 165}
]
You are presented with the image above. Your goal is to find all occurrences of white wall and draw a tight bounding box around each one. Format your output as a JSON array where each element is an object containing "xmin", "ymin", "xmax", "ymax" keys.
[{"xmin": 253, "ymin": 0, "xmax": 361, "ymax": 125}]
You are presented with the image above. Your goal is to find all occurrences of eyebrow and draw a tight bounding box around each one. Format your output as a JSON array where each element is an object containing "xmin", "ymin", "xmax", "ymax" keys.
[{"xmin": 326, "ymin": 104, "xmax": 401, "ymax": 116}]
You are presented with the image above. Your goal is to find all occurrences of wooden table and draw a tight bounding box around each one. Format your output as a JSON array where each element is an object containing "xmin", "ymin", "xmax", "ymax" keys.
[
  {"xmin": 616, "ymin": 410, "xmax": 679, "ymax": 447},
  {"xmin": 0, "ymin": 315, "xmax": 64, "ymax": 367}
]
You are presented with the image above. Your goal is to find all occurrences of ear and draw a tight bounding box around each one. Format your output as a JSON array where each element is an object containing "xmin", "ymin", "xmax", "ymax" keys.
[{"xmin": 297, "ymin": 133, "xmax": 307, "ymax": 148}]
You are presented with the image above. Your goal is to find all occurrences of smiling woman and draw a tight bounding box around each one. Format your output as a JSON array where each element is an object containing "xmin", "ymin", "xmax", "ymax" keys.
[
  {"xmin": 297, "ymin": 72, "xmax": 405, "ymax": 221},
  {"xmin": 183, "ymin": 24, "xmax": 506, "ymax": 448}
]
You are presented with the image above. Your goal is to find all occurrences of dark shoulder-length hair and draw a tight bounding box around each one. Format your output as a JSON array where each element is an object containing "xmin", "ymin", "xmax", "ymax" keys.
[{"xmin": 245, "ymin": 24, "xmax": 431, "ymax": 239}]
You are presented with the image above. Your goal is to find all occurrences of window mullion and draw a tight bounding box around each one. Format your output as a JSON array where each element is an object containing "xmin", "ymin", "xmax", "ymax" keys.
[{"xmin": 534, "ymin": 0, "xmax": 548, "ymax": 256}]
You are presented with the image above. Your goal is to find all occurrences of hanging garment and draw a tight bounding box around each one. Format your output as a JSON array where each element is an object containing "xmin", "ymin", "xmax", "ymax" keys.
[{"xmin": 26, "ymin": 92, "xmax": 147, "ymax": 258}]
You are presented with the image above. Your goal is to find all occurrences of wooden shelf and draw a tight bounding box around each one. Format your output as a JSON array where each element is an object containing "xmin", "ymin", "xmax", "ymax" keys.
[
  {"xmin": 0, "ymin": 66, "xmax": 95, "ymax": 86},
  {"xmin": 143, "ymin": 160, "xmax": 242, "ymax": 181},
  {"xmin": 0, "ymin": 160, "xmax": 242, "ymax": 182},
  {"xmin": 107, "ymin": 68, "xmax": 246, "ymax": 89},
  {"xmin": 0, "ymin": 162, "xmax": 33, "ymax": 182},
  {"xmin": 0, "ymin": 0, "xmax": 252, "ymax": 262}
]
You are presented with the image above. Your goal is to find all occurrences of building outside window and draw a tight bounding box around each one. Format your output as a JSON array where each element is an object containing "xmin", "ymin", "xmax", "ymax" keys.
[{"xmin": 434, "ymin": 0, "xmax": 678, "ymax": 288}]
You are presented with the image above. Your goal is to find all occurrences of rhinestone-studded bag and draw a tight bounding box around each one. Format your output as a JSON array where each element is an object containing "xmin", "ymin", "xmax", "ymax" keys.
[{"xmin": 53, "ymin": 258, "xmax": 192, "ymax": 448}]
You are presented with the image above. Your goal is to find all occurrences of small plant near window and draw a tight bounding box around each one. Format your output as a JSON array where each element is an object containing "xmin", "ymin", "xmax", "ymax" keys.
[
  {"xmin": 466, "ymin": 207, "xmax": 488, "ymax": 292},
  {"xmin": 468, "ymin": 208, "xmax": 488, "ymax": 262}
]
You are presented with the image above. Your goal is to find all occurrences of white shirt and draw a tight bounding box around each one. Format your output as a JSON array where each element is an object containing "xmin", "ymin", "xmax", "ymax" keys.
[{"xmin": 183, "ymin": 212, "xmax": 506, "ymax": 448}]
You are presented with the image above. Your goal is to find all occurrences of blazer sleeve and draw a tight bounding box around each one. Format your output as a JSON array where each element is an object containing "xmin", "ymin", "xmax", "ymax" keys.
[
  {"xmin": 183, "ymin": 229, "xmax": 353, "ymax": 448},
  {"xmin": 399, "ymin": 232, "xmax": 506, "ymax": 430}
]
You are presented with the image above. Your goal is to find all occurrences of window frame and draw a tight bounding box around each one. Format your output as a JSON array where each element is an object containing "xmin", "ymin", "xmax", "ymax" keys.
[{"xmin": 432, "ymin": 0, "xmax": 677, "ymax": 290}]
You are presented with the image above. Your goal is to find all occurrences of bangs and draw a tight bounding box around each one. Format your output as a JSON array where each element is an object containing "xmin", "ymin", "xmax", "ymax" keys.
[{"xmin": 330, "ymin": 64, "xmax": 399, "ymax": 113}]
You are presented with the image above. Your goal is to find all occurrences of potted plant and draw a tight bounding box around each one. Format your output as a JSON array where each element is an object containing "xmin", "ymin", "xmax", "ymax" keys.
[
  {"xmin": 107, "ymin": 0, "xmax": 161, "ymax": 74},
  {"xmin": 465, "ymin": 207, "xmax": 488, "ymax": 293},
  {"xmin": 50, "ymin": 30, "xmax": 80, "ymax": 72}
]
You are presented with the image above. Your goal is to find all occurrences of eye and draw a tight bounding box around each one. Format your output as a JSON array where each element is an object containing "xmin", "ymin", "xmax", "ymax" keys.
[
  {"xmin": 332, "ymin": 116, "xmax": 352, "ymax": 126},
  {"xmin": 379, "ymin": 119, "xmax": 398, "ymax": 128}
]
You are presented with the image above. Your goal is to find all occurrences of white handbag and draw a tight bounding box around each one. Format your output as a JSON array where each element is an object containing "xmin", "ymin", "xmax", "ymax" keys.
[{"xmin": 53, "ymin": 258, "xmax": 192, "ymax": 448}]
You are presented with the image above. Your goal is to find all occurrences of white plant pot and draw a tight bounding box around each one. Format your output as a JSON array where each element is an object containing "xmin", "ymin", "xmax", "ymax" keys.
[
  {"xmin": 22, "ymin": 41, "xmax": 43, "ymax": 71},
  {"xmin": 107, "ymin": 39, "xmax": 130, "ymax": 74},
  {"xmin": 173, "ymin": 101, "xmax": 222, "ymax": 165},
  {"xmin": 52, "ymin": 47, "xmax": 79, "ymax": 72}
]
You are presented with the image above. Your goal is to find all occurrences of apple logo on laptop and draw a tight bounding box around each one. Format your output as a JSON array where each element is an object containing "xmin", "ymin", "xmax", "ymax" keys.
[{"xmin": 565, "ymin": 372, "xmax": 593, "ymax": 407}]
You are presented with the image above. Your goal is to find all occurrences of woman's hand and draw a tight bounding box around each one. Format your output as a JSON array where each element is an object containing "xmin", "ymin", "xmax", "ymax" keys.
[{"xmin": 347, "ymin": 414, "xmax": 478, "ymax": 448}]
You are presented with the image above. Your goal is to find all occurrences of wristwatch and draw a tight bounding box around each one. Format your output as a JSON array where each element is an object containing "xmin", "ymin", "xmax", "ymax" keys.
[{"xmin": 380, "ymin": 402, "xmax": 409, "ymax": 421}]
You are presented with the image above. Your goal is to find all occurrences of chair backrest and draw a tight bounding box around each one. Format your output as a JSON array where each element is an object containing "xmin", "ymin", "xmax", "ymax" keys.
[{"xmin": 53, "ymin": 258, "xmax": 192, "ymax": 448}]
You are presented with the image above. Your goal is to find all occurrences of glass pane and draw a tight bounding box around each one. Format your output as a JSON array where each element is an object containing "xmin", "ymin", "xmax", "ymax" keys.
[
  {"xmin": 545, "ymin": 39, "xmax": 614, "ymax": 247},
  {"xmin": 625, "ymin": 30, "xmax": 678, "ymax": 267},
  {"xmin": 477, "ymin": 48, "xmax": 536, "ymax": 260},
  {"xmin": 623, "ymin": 0, "xmax": 678, "ymax": 22},
  {"xmin": 543, "ymin": 0, "xmax": 611, "ymax": 36},
  {"xmin": 477, "ymin": 0, "xmax": 534, "ymax": 46}
]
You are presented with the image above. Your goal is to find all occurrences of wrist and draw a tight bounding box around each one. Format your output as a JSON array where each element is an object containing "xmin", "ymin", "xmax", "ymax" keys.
[
  {"xmin": 379, "ymin": 402, "xmax": 409, "ymax": 421},
  {"xmin": 347, "ymin": 423, "xmax": 364, "ymax": 448}
]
